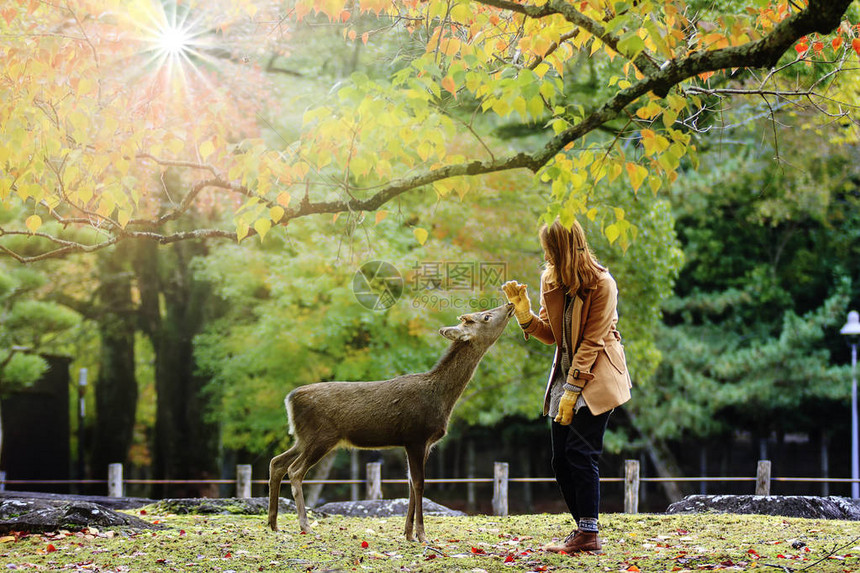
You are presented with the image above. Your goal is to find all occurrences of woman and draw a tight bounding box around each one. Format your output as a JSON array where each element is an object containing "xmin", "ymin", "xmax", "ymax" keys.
[{"xmin": 502, "ymin": 219, "xmax": 631, "ymax": 554}]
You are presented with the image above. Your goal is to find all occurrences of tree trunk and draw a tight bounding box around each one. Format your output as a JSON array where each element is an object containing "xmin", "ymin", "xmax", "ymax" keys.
[
  {"xmin": 136, "ymin": 239, "xmax": 219, "ymax": 497},
  {"xmin": 305, "ymin": 450, "xmax": 339, "ymax": 507},
  {"xmin": 627, "ymin": 411, "xmax": 687, "ymax": 502},
  {"xmin": 90, "ymin": 245, "xmax": 138, "ymax": 478}
]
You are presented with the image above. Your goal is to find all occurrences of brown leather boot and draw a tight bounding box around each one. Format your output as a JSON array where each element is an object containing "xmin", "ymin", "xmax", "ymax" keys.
[
  {"xmin": 543, "ymin": 530, "xmax": 602, "ymax": 554},
  {"xmin": 542, "ymin": 529, "xmax": 578, "ymax": 553}
]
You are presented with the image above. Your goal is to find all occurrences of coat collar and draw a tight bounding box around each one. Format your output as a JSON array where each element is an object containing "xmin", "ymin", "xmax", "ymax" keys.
[{"xmin": 543, "ymin": 285, "xmax": 592, "ymax": 345}]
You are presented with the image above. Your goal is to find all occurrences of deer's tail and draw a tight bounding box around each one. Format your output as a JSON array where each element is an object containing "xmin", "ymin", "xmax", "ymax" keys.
[{"xmin": 285, "ymin": 390, "xmax": 297, "ymax": 436}]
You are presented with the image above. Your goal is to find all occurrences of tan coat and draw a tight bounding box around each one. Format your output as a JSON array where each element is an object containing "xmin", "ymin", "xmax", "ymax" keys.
[{"xmin": 522, "ymin": 270, "xmax": 632, "ymax": 416}]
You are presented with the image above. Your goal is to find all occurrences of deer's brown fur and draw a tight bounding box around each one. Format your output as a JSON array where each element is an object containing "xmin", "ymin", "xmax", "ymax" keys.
[{"xmin": 267, "ymin": 303, "xmax": 514, "ymax": 541}]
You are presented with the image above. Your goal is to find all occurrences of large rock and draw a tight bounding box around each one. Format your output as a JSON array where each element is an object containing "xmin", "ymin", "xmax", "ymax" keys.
[
  {"xmin": 315, "ymin": 498, "xmax": 465, "ymax": 517},
  {"xmin": 666, "ymin": 495, "xmax": 860, "ymax": 520},
  {"xmin": 144, "ymin": 497, "xmax": 297, "ymax": 515},
  {"xmin": 0, "ymin": 490, "xmax": 153, "ymax": 510},
  {"xmin": 0, "ymin": 499, "xmax": 161, "ymax": 533}
]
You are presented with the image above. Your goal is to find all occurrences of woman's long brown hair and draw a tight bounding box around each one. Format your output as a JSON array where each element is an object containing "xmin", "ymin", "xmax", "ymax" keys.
[{"xmin": 539, "ymin": 219, "xmax": 606, "ymax": 296}]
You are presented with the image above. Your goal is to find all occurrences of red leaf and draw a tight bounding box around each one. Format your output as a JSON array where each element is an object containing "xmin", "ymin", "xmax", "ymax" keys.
[
  {"xmin": 812, "ymin": 41, "xmax": 824, "ymax": 53},
  {"xmin": 46, "ymin": 544, "xmax": 57, "ymax": 553},
  {"xmin": 627, "ymin": 566, "xmax": 641, "ymax": 572},
  {"xmin": 795, "ymin": 43, "xmax": 808, "ymax": 54},
  {"xmin": 224, "ymin": 552, "xmax": 232, "ymax": 558},
  {"xmin": 832, "ymin": 37, "xmax": 843, "ymax": 50},
  {"xmin": 179, "ymin": 530, "xmax": 186, "ymax": 536},
  {"xmin": 424, "ymin": 554, "xmax": 436, "ymax": 561},
  {"xmin": 504, "ymin": 555, "xmax": 514, "ymax": 563},
  {"xmin": 139, "ymin": 510, "xmax": 147, "ymax": 515},
  {"xmin": 470, "ymin": 547, "xmax": 486, "ymax": 554},
  {"xmin": 361, "ymin": 540, "xmax": 369, "ymax": 549},
  {"xmin": 852, "ymin": 38, "xmax": 860, "ymax": 56}
]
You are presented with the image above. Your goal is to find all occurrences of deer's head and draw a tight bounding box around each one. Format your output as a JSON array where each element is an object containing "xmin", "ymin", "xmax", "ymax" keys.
[{"xmin": 438, "ymin": 303, "xmax": 515, "ymax": 346}]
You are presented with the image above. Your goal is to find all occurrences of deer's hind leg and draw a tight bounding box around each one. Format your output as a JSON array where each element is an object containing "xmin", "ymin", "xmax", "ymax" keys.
[
  {"xmin": 268, "ymin": 447, "xmax": 299, "ymax": 531},
  {"xmin": 288, "ymin": 441, "xmax": 335, "ymax": 534}
]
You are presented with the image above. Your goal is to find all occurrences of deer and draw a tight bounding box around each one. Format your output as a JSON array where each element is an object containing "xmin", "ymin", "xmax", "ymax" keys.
[{"xmin": 267, "ymin": 302, "xmax": 515, "ymax": 542}]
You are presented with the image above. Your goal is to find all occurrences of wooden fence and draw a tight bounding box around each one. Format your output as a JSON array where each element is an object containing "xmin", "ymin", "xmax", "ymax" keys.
[{"xmin": 2, "ymin": 460, "xmax": 858, "ymax": 515}]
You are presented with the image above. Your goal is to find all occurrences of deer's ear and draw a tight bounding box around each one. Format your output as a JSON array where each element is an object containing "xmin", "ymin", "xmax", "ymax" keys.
[{"xmin": 439, "ymin": 325, "xmax": 472, "ymax": 341}]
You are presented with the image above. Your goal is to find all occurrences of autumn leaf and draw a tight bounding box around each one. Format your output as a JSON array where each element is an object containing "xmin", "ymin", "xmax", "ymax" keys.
[
  {"xmin": 375, "ymin": 210, "xmax": 387, "ymax": 224},
  {"xmin": 853, "ymin": 38, "xmax": 860, "ymax": 56},
  {"xmin": 254, "ymin": 218, "xmax": 272, "ymax": 241},
  {"xmin": 199, "ymin": 140, "xmax": 215, "ymax": 161},
  {"xmin": 25, "ymin": 215, "xmax": 42, "ymax": 233},
  {"xmin": 625, "ymin": 162, "xmax": 648, "ymax": 192},
  {"xmin": 413, "ymin": 227, "xmax": 428, "ymax": 245},
  {"xmin": 441, "ymin": 76, "xmax": 456, "ymax": 96}
]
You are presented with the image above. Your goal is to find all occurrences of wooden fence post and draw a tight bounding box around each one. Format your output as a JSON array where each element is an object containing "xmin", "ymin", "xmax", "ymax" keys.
[
  {"xmin": 493, "ymin": 462, "xmax": 509, "ymax": 516},
  {"xmin": 108, "ymin": 463, "xmax": 123, "ymax": 498},
  {"xmin": 350, "ymin": 450, "xmax": 359, "ymax": 501},
  {"xmin": 624, "ymin": 459, "xmax": 640, "ymax": 514},
  {"xmin": 236, "ymin": 464, "xmax": 252, "ymax": 498},
  {"xmin": 366, "ymin": 462, "xmax": 382, "ymax": 500},
  {"xmin": 756, "ymin": 460, "xmax": 771, "ymax": 495}
]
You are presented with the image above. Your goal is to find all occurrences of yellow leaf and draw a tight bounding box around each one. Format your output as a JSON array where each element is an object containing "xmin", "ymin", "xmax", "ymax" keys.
[
  {"xmin": 413, "ymin": 227, "xmax": 429, "ymax": 245},
  {"xmin": 25, "ymin": 214, "xmax": 41, "ymax": 233},
  {"xmin": 625, "ymin": 162, "xmax": 647, "ymax": 193},
  {"xmin": 605, "ymin": 223, "xmax": 620, "ymax": 244},
  {"xmin": 277, "ymin": 192, "xmax": 291, "ymax": 207},
  {"xmin": 254, "ymin": 218, "xmax": 272, "ymax": 241},
  {"xmin": 270, "ymin": 206, "xmax": 285, "ymax": 222},
  {"xmin": 199, "ymin": 140, "xmax": 215, "ymax": 161},
  {"xmin": 375, "ymin": 210, "xmax": 388, "ymax": 225},
  {"xmin": 237, "ymin": 221, "xmax": 250, "ymax": 242}
]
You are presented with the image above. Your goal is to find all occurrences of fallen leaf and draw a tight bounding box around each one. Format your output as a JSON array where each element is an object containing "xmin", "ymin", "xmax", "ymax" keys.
[
  {"xmin": 0, "ymin": 536, "xmax": 15, "ymax": 543},
  {"xmin": 361, "ymin": 541, "xmax": 369, "ymax": 548},
  {"xmin": 46, "ymin": 544, "xmax": 57, "ymax": 553}
]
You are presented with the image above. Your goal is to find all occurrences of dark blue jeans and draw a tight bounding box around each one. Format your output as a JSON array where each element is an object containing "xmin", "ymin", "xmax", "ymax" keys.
[{"xmin": 550, "ymin": 408, "xmax": 612, "ymax": 522}]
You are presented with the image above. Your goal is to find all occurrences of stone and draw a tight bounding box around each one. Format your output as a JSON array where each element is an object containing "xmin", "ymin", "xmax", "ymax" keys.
[
  {"xmin": 666, "ymin": 495, "xmax": 860, "ymax": 520},
  {"xmin": 315, "ymin": 498, "xmax": 465, "ymax": 518},
  {"xmin": 0, "ymin": 490, "xmax": 153, "ymax": 510},
  {"xmin": 143, "ymin": 497, "xmax": 297, "ymax": 515},
  {"xmin": 0, "ymin": 499, "xmax": 161, "ymax": 533}
]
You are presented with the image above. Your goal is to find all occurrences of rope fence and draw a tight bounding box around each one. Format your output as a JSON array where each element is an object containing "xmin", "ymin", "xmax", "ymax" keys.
[{"xmin": 2, "ymin": 460, "xmax": 858, "ymax": 515}]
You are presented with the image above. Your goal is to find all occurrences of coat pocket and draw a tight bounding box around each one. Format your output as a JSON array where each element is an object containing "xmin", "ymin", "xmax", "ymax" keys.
[{"xmin": 603, "ymin": 341, "xmax": 627, "ymax": 375}]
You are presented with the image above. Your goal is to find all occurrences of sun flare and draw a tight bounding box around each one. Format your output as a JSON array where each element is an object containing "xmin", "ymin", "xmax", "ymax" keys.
[{"xmin": 156, "ymin": 20, "xmax": 193, "ymax": 57}]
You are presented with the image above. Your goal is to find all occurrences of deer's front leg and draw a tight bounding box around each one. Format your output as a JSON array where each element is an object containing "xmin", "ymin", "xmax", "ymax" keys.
[{"xmin": 405, "ymin": 445, "xmax": 427, "ymax": 542}]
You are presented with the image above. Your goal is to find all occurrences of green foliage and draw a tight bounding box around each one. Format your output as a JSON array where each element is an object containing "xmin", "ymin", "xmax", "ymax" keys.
[
  {"xmin": 648, "ymin": 111, "xmax": 860, "ymax": 443},
  {"xmin": 1, "ymin": 352, "xmax": 47, "ymax": 387},
  {"xmin": 0, "ymin": 259, "xmax": 81, "ymax": 393}
]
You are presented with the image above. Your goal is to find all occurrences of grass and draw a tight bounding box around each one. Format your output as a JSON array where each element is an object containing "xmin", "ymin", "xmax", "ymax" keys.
[{"xmin": 1, "ymin": 508, "xmax": 859, "ymax": 572}]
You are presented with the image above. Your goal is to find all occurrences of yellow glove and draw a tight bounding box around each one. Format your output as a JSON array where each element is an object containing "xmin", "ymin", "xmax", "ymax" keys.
[
  {"xmin": 554, "ymin": 388, "xmax": 580, "ymax": 425},
  {"xmin": 501, "ymin": 280, "xmax": 532, "ymax": 325}
]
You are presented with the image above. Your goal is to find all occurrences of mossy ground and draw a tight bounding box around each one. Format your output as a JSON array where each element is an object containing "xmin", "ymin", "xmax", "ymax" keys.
[{"xmin": 0, "ymin": 509, "xmax": 858, "ymax": 572}]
